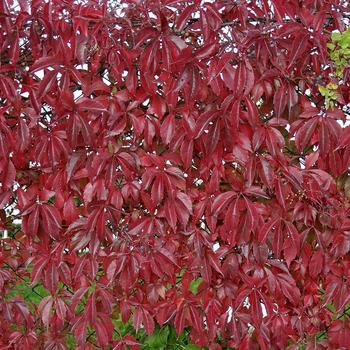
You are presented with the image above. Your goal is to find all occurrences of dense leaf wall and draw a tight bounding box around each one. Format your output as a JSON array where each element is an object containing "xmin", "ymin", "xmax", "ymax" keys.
[{"xmin": 0, "ymin": 0, "xmax": 349, "ymax": 349}]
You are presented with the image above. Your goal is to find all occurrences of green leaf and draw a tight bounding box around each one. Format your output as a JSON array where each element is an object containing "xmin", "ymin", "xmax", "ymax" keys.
[
  {"xmin": 189, "ymin": 277, "xmax": 202, "ymax": 295},
  {"xmin": 115, "ymin": 177, "xmax": 123, "ymax": 189},
  {"xmin": 47, "ymin": 195, "xmax": 55, "ymax": 204},
  {"xmin": 326, "ymin": 83, "xmax": 338, "ymax": 90},
  {"xmin": 316, "ymin": 331, "xmax": 328, "ymax": 341},
  {"xmin": 144, "ymin": 326, "xmax": 170, "ymax": 349},
  {"xmin": 185, "ymin": 345, "xmax": 201, "ymax": 350},
  {"xmin": 65, "ymin": 333, "xmax": 77, "ymax": 350},
  {"xmin": 318, "ymin": 85, "xmax": 329, "ymax": 96},
  {"xmin": 108, "ymin": 141, "xmax": 115, "ymax": 154},
  {"xmin": 331, "ymin": 31, "xmax": 342, "ymax": 41},
  {"xmin": 326, "ymin": 303, "xmax": 336, "ymax": 314},
  {"xmin": 73, "ymin": 196, "xmax": 82, "ymax": 206}
]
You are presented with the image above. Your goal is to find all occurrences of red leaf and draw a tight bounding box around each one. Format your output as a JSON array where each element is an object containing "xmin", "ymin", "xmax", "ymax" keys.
[
  {"xmin": 158, "ymin": 247, "xmax": 179, "ymax": 267},
  {"xmin": 76, "ymin": 98, "xmax": 108, "ymax": 113},
  {"xmin": 174, "ymin": 66, "xmax": 191, "ymax": 92},
  {"xmin": 309, "ymin": 250, "xmax": 323, "ymax": 279},
  {"xmin": 160, "ymin": 113, "xmax": 175, "ymax": 145},
  {"xmin": 17, "ymin": 118, "xmax": 30, "ymax": 152},
  {"xmin": 39, "ymin": 296, "xmax": 53, "ymax": 328},
  {"xmin": 31, "ymin": 257, "xmax": 48, "ymax": 285},
  {"xmin": 165, "ymin": 199, "xmax": 177, "ymax": 229},
  {"xmin": 273, "ymin": 86, "xmax": 287, "ymax": 119},
  {"xmin": 0, "ymin": 3, "xmax": 347, "ymax": 348},
  {"xmin": 305, "ymin": 150, "xmax": 320, "ymax": 169},
  {"xmin": 37, "ymin": 70, "xmax": 57, "ymax": 99},
  {"xmin": 30, "ymin": 54, "xmax": 63, "ymax": 73},
  {"xmin": 211, "ymin": 191, "xmax": 236, "ymax": 215},
  {"xmin": 142, "ymin": 309, "xmax": 155, "ymax": 335},
  {"xmin": 95, "ymin": 314, "xmax": 114, "ymax": 346},
  {"xmin": 288, "ymin": 33, "xmax": 309, "ymax": 69},
  {"xmin": 258, "ymin": 217, "xmax": 280, "ymax": 243},
  {"xmin": 41, "ymin": 204, "xmax": 61, "ymax": 239},
  {"xmin": 55, "ymin": 298, "xmax": 67, "ymax": 321},
  {"xmin": 63, "ymin": 197, "xmax": 78, "ymax": 225},
  {"xmin": 175, "ymin": 5, "xmax": 197, "ymax": 31},
  {"xmin": 26, "ymin": 204, "xmax": 40, "ymax": 236},
  {"xmin": 295, "ymin": 117, "xmax": 318, "ymax": 151},
  {"xmin": 283, "ymin": 222, "xmax": 301, "ymax": 267},
  {"xmin": 126, "ymin": 67, "xmax": 137, "ymax": 94}
]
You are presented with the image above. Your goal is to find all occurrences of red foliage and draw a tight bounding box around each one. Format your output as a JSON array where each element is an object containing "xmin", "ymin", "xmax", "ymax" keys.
[{"xmin": 0, "ymin": 0, "xmax": 350, "ymax": 349}]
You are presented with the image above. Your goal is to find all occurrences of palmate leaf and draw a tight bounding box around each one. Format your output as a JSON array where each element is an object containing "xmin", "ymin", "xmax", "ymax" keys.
[{"xmin": 0, "ymin": 0, "xmax": 349, "ymax": 349}]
